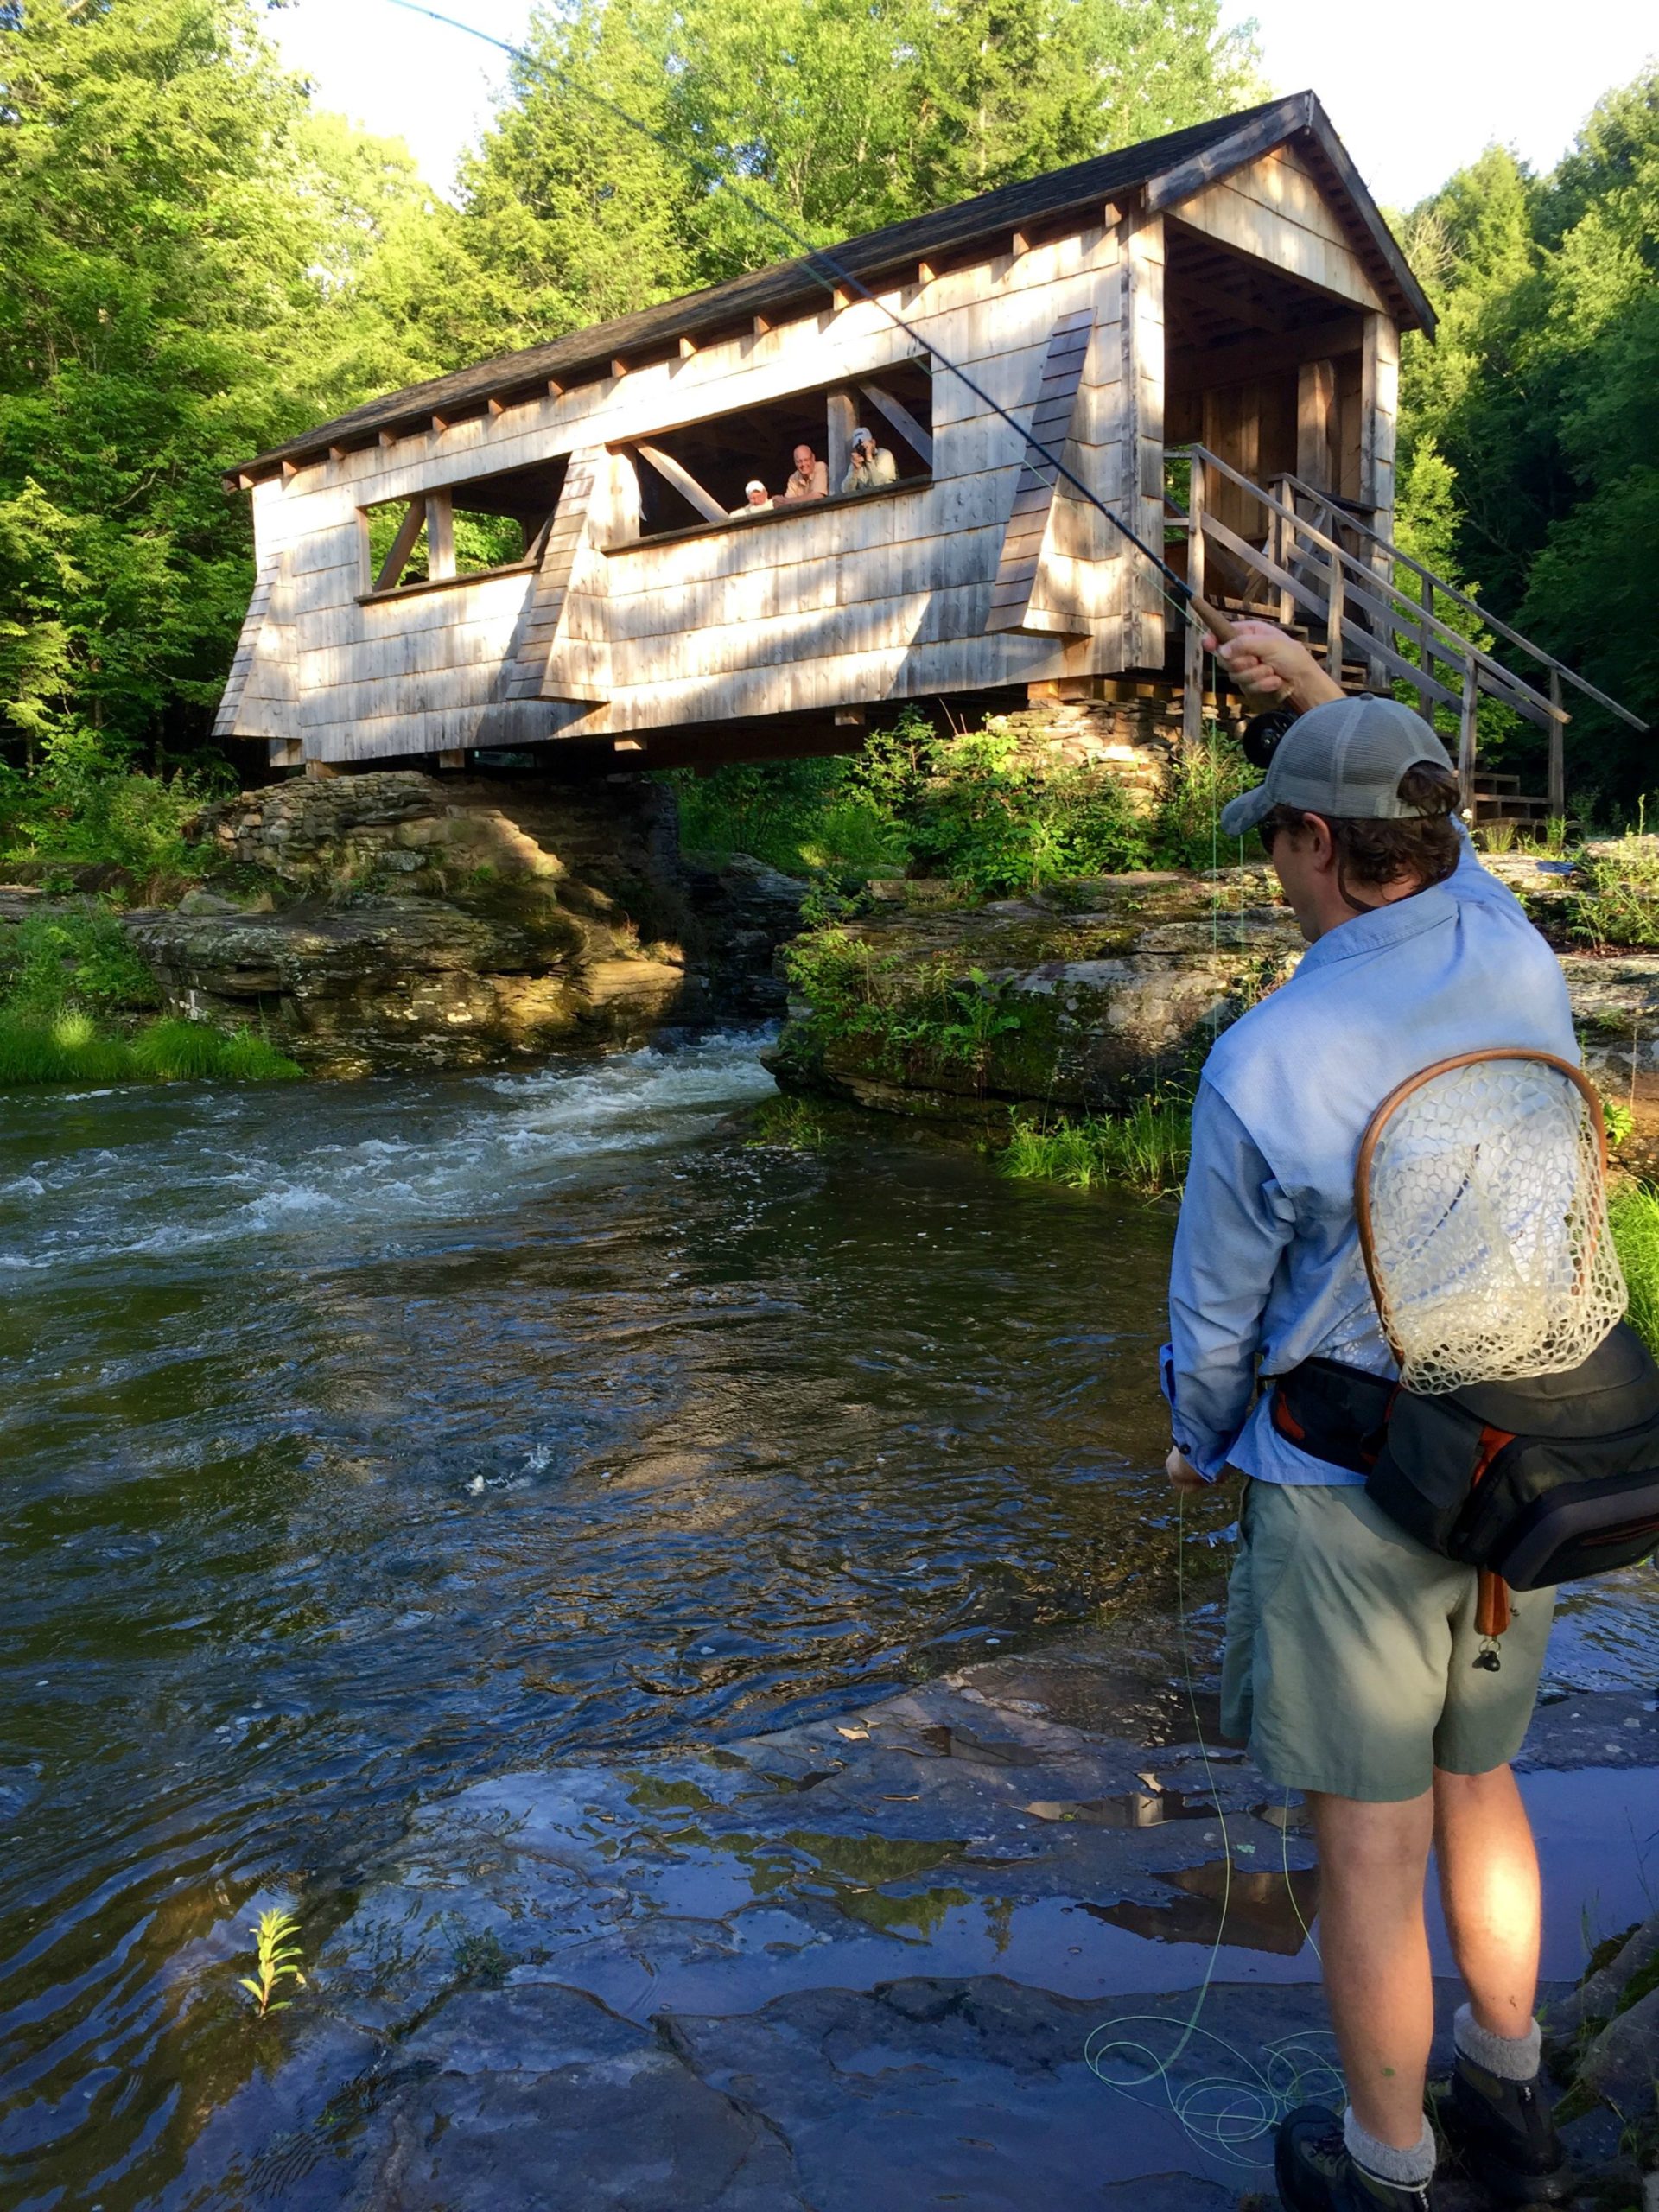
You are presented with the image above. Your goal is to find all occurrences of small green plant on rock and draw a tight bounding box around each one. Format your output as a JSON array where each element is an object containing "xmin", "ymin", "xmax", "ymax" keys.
[{"xmin": 239, "ymin": 1907, "xmax": 307, "ymax": 2018}]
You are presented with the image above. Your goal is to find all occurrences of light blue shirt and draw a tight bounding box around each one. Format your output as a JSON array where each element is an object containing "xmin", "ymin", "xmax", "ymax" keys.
[{"xmin": 1162, "ymin": 842, "xmax": 1579, "ymax": 1484}]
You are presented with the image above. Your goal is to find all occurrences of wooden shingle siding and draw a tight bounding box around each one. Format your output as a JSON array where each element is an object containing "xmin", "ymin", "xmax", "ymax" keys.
[
  {"xmin": 219, "ymin": 104, "xmax": 1418, "ymax": 763},
  {"xmin": 986, "ymin": 307, "xmax": 1096, "ymax": 635},
  {"xmin": 499, "ymin": 448, "xmax": 600, "ymax": 702}
]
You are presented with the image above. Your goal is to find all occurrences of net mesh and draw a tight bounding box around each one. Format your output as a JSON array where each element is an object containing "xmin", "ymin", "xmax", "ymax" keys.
[{"xmin": 1363, "ymin": 1055, "xmax": 1626, "ymax": 1395}]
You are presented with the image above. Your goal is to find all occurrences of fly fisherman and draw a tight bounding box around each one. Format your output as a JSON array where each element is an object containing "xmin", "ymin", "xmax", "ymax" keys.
[{"xmin": 1164, "ymin": 621, "xmax": 1576, "ymax": 2210}]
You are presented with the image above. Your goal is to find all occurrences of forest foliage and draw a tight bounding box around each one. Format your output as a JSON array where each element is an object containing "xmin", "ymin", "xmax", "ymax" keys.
[{"xmin": 0, "ymin": 0, "xmax": 1655, "ymax": 842}]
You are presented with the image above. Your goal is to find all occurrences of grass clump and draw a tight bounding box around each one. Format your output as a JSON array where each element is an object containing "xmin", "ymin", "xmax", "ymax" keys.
[
  {"xmin": 0, "ymin": 899, "xmax": 301, "ymax": 1087},
  {"xmin": 1568, "ymin": 839, "xmax": 1659, "ymax": 949},
  {"xmin": 1610, "ymin": 1182, "xmax": 1659, "ymax": 1356},
  {"xmin": 1001, "ymin": 1099, "xmax": 1193, "ymax": 1196},
  {"xmin": 746, "ymin": 1096, "xmax": 833, "ymax": 1150},
  {"xmin": 0, "ymin": 1011, "xmax": 301, "ymax": 1087}
]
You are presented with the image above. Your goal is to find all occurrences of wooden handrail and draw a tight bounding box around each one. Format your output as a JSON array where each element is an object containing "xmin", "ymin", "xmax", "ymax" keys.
[
  {"xmin": 1264, "ymin": 463, "xmax": 1644, "ymax": 732},
  {"xmin": 1169, "ymin": 446, "xmax": 1562, "ymax": 731}
]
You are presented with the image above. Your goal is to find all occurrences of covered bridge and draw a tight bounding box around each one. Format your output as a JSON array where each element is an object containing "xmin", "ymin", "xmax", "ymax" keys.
[{"xmin": 220, "ymin": 92, "xmax": 1629, "ymax": 806}]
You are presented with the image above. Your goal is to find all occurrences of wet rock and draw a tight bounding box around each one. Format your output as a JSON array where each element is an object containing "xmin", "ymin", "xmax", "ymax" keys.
[
  {"xmin": 1578, "ymin": 1985, "xmax": 1659, "ymax": 2118},
  {"xmin": 1571, "ymin": 1905, "xmax": 1659, "ymax": 2026},
  {"xmin": 352, "ymin": 1984, "xmax": 809, "ymax": 2210}
]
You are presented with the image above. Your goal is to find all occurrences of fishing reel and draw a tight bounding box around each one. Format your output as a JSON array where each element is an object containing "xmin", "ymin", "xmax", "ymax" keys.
[{"xmin": 1239, "ymin": 704, "xmax": 1300, "ymax": 772}]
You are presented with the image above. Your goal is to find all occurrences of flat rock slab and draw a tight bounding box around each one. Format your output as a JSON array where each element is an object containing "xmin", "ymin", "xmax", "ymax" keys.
[{"xmin": 166, "ymin": 1633, "xmax": 1659, "ymax": 2209}]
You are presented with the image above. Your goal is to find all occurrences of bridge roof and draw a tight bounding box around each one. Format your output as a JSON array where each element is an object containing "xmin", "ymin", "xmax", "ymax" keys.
[{"xmin": 233, "ymin": 89, "xmax": 1433, "ymax": 486}]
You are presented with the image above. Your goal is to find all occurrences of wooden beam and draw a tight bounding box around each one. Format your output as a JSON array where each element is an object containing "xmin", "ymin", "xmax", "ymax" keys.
[
  {"xmin": 378, "ymin": 429, "xmax": 397, "ymax": 450},
  {"xmin": 328, "ymin": 445, "xmax": 348, "ymax": 464},
  {"xmin": 826, "ymin": 391, "xmax": 855, "ymax": 489},
  {"xmin": 1143, "ymin": 92, "xmax": 1313, "ymax": 215},
  {"xmin": 1548, "ymin": 671, "xmax": 1567, "ymax": 821},
  {"xmin": 613, "ymin": 738, "xmax": 645, "ymax": 753},
  {"xmin": 281, "ymin": 461, "xmax": 299, "ymax": 484},
  {"xmin": 1458, "ymin": 661, "xmax": 1479, "ymax": 804},
  {"xmin": 1296, "ymin": 358, "xmax": 1337, "ymax": 492},
  {"xmin": 856, "ymin": 380, "xmax": 933, "ymax": 469},
  {"xmin": 835, "ymin": 708, "xmax": 866, "ymax": 728},
  {"xmin": 487, "ymin": 397, "xmax": 506, "ymax": 418},
  {"xmin": 832, "ymin": 285, "xmax": 854, "ymax": 310},
  {"xmin": 547, "ymin": 378, "xmax": 565, "ymax": 398},
  {"xmin": 611, "ymin": 357, "xmax": 629, "ymax": 378},
  {"xmin": 237, "ymin": 472, "xmax": 256, "ymax": 492},
  {"xmin": 634, "ymin": 442, "xmax": 727, "ymax": 525},
  {"xmin": 374, "ymin": 496, "xmax": 428, "ymax": 593},
  {"xmin": 753, "ymin": 315, "xmax": 773, "ymax": 338},
  {"xmin": 426, "ymin": 488, "xmax": 455, "ymax": 582},
  {"xmin": 430, "ymin": 413, "xmax": 450, "ymax": 435},
  {"xmin": 916, "ymin": 259, "xmax": 937, "ymax": 285},
  {"xmin": 678, "ymin": 335, "xmax": 697, "ymax": 359},
  {"xmin": 1010, "ymin": 230, "xmax": 1031, "ymax": 257},
  {"xmin": 1166, "ymin": 311, "xmax": 1365, "ymax": 395}
]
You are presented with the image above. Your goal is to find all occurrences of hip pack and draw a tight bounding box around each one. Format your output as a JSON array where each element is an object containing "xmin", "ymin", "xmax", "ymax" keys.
[{"xmin": 1271, "ymin": 1320, "xmax": 1659, "ymax": 1593}]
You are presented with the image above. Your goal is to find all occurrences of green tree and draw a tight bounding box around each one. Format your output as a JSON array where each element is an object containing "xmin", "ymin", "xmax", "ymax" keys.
[
  {"xmin": 0, "ymin": 0, "xmax": 426, "ymax": 788},
  {"xmin": 1394, "ymin": 74, "xmax": 1659, "ymax": 804}
]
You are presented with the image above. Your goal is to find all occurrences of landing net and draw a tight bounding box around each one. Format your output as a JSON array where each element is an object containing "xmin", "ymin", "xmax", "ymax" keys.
[{"xmin": 1357, "ymin": 1051, "xmax": 1626, "ymax": 1395}]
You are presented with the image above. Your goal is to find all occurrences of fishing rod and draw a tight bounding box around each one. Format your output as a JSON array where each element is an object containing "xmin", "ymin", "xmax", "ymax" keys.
[
  {"xmin": 382, "ymin": 0, "xmax": 1243, "ymax": 651},
  {"xmin": 367, "ymin": 7, "xmax": 1318, "ymax": 2167}
]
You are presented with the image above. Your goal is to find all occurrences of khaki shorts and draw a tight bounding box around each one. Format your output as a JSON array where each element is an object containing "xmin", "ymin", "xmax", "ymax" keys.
[{"xmin": 1222, "ymin": 1478, "xmax": 1554, "ymax": 1802}]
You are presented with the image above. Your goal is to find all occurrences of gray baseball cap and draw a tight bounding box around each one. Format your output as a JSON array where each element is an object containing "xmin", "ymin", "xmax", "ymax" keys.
[{"xmin": 1220, "ymin": 695, "xmax": 1459, "ymax": 840}]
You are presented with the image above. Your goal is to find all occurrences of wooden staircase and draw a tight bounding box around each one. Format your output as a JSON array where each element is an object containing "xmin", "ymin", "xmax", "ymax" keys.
[{"xmin": 1162, "ymin": 447, "xmax": 1644, "ymax": 826}]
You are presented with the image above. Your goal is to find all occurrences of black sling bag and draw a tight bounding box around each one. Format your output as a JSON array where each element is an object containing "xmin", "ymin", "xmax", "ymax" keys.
[
  {"xmin": 1270, "ymin": 1326, "xmax": 1659, "ymax": 1592},
  {"xmin": 1268, "ymin": 1050, "xmax": 1659, "ymax": 1612}
]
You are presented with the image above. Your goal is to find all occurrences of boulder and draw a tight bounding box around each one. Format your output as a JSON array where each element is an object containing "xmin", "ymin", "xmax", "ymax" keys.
[
  {"xmin": 127, "ymin": 897, "xmax": 690, "ymax": 1079},
  {"xmin": 127, "ymin": 770, "xmax": 708, "ymax": 1077},
  {"xmin": 772, "ymin": 868, "xmax": 1302, "ymax": 1121}
]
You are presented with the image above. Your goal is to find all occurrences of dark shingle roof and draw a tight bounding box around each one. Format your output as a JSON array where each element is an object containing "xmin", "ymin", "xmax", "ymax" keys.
[{"xmin": 233, "ymin": 91, "xmax": 1431, "ymax": 482}]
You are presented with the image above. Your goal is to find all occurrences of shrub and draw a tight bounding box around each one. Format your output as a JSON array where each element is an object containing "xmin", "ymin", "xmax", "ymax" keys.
[
  {"xmin": 1568, "ymin": 841, "xmax": 1659, "ymax": 949},
  {"xmin": 1147, "ymin": 732, "xmax": 1255, "ymax": 873},
  {"xmin": 0, "ymin": 901, "xmax": 159, "ymax": 1016},
  {"xmin": 0, "ymin": 727, "xmax": 226, "ymax": 886}
]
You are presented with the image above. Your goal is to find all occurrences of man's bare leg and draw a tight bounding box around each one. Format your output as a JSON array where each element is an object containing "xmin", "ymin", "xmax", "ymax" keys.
[
  {"xmin": 1433, "ymin": 1764, "xmax": 1541, "ymax": 2037},
  {"xmin": 1307, "ymin": 1789, "xmax": 1438, "ymax": 2149}
]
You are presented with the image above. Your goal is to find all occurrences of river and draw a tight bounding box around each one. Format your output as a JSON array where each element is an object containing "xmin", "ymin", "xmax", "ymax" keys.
[{"xmin": 2, "ymin": 1032, "xmax": 1656, "ymax": 2207}]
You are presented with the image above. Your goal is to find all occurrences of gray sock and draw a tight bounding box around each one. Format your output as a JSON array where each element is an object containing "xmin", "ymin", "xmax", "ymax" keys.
[
  {"xmin": 1454, "ymin": 2001, "xmax": 1542, "ymax": 2082},
  {"xmin": 1344, "ymin": 2107, "xmax": 1437, "ymax": 2189}
]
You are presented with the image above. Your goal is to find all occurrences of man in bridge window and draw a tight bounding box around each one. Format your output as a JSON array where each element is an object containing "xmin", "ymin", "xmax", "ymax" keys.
[
  {"xmin": 780, "ymin": 443, "xmax": 829, "ymax": 501},
  {"xmin": 842, "ymin": 428, "xmax": 896, "ymax": 495},
  {"xmin": 728, "ymin": 479, "xmax": 772, "ymax": 518}
]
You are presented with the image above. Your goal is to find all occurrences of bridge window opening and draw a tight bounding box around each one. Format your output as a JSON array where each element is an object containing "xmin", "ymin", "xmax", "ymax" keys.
[
  {"xmin": 360, "ymin": 456, "xmax": 568, "ymax": 595},
  {"xmin": 626, "ymin": 360, "xmax": 933, "ymax": 540}
]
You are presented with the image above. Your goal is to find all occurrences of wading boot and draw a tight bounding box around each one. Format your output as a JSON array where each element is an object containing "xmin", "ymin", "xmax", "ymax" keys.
[
  {"xmin": 1275, "ymin": 2107, "xmax": 1437, "ymax": 2212},
  {"xmin": 1441, "ymin": 2051, "xmax": 1573, "ymax": 2204}
]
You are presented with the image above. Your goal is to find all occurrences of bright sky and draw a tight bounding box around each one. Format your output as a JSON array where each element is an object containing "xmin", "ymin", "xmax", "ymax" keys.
[{"xmin": 270, "ymin": 0, "xmax": 1656, "ymax": 216}]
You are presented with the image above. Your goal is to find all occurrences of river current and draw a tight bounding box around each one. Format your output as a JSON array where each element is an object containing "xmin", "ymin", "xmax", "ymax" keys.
[{"xmin": 2, "ymin": 1032, "xmax": 1656, "ymax": 2207}]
